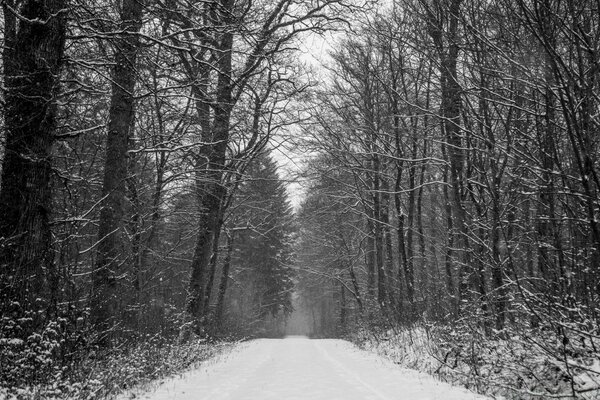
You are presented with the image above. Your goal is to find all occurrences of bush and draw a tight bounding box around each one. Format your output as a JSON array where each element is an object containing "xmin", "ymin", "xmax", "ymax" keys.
[
  {"xmin": 1, "ymin": 323, "xmax": 233, "ymax": 400},
  {"xmin": 352, "ymin": 320, "xmax": 600, "ymax": 399}
]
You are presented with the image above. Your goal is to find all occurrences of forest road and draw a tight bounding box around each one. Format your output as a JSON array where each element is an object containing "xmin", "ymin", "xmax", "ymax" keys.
[{"xmin": 121, "ymin": 336, "xmax": 489, "ymax": 400}]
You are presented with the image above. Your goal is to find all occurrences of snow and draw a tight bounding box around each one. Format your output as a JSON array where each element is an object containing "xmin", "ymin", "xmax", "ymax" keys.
[
  {"xmin": 117, "ymin": 336, "xmax": 489, "ymax": 400},
  {"xmin": 0, "ymin": 338, "xmax": 24, "ymax": 346},
  {"xmin": 574, "ymin": 357, "xmax": 600, "ymax": 396}
]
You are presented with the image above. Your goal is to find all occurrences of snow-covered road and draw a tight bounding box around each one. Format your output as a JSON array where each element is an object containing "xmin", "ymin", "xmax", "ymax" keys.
[{"xmin": 121, "ymin": 336, "xmax": 488, "ymax": 400}]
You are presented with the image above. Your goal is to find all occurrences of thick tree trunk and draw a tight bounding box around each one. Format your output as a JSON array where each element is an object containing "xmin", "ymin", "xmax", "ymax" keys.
[
  {"xmin": 186, "ymin": 3, "xmax": 233, "ymax": 330},
  {"xmin": 0, "ymin": 0, "xmax": 66, "ymax": 327},
  {"xmin": 187, "ymin": 171, "xmax": 227, "ymax": 326},
  {"xmin": 426, "ymin": 0, "xmax": 467, "ymax": 307},
  {"xmin": 91, "ymin": 0, "xmax": 144, "ymax": 344}
]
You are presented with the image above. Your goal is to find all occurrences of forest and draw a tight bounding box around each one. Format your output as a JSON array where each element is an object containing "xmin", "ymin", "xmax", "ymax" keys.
[{"xmin": 0, "ymin": 0, "xmax": 599, "ymax": 399}]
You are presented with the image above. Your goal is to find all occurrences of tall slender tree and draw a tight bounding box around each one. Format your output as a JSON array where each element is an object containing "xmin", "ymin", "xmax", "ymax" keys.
[{"xmin": 91, "ymin": 0, "xmax": 144, "ymax": 344}]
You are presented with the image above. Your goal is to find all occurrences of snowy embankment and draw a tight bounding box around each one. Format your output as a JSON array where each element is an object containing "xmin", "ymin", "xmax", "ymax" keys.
[
  {"xmin": 0, "ymin": 338, "xmax": 234, "ymax": 400},
  {"xmin": 117, "ymin": 336, "xmax": 488, "ymax": 400},
  {"xmin": 355, "ymin": 326, "xmax": 600, "ymax": 400}
]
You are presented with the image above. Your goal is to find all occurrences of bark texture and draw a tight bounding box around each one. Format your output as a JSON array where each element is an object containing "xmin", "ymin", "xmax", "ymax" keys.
[
  {"xmin": 0, "ymin": 0, "xmax": 67, "ymax": 324},
  {"xmin": 91, "ymin": 0, "xmax": 144, "ymax": 344},
  {"xmin": 186, "ymin": 0, "xmax": 234, "ymax": 330}
]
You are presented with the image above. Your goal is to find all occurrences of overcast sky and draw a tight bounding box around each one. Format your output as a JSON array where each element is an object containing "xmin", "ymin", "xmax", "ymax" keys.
[{"xmin": 270, "ymin": 29, "xmax": 337, "ymax": 211}]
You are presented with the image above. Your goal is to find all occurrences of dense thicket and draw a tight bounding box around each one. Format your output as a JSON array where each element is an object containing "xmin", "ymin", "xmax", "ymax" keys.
[{"xmin": 293, "ymin": 0, "xmax": 600, "ymax": 397}]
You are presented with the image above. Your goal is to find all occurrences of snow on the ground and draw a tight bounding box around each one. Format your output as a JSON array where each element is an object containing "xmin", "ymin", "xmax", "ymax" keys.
[{"xmin": 117, "ymin": 336, "xmax": 489, "ymax": 400}]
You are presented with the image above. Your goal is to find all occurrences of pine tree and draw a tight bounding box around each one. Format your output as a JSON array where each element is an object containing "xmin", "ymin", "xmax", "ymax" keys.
[{"xmin": 228, "ymin": 152, "xmax": 295, "ymax": 335}]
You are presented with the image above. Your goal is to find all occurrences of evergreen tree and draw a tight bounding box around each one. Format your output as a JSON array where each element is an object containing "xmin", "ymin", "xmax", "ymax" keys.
[{"xmin": 227, "ymin": 152, "xmax": 295, "ymax": 335}]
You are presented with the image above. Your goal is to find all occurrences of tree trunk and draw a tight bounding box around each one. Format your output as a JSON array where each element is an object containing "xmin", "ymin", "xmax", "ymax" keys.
[
  {"xmin": 203, "ymin": 212, "xmax": 224, "ymax": 317},
  {"xmin": 215, "ymin": 232, "xmax": 234, "ymax": 328},
  {"xmin": 406, "ymin": 139, "xmax": 418, "ymax": 314},
  {"xmin": 186, "ymin": 2, "xmax": 234, "ymax": 330},
  {"xmin": 395, "ymin": 169, "xmax": 413, "ymax": 307},
  {"xmin": 126, "ymin": 145, "xmax": 143, "ymax": 330},
  {"xmin": 0, "ymin": 0, "xmax": 67, "ymax": 328},
  {"xmin": 416, "ymin": 138, "xmax": 428, "ymax": 286},
  {"xmin": 91, "ymin": 0, "xmax": 144, "ymax": 345},
  {"xmin": 365, "ymin": 218, "xmax": 376, "ymax": 301},
  {"xmin": 380, "ymin": 177, "xmax": 396, "ymax": 313},
  {"xmin": 426, "ymin": 0, "xmax": 467, "ymax": 308},
  {"xmin": 373, "ymin": 154, "xmax": 387, "ymax": 310},
  {"xmin": 340, "ymin": 281, "xmax": 347, "ymax": 332},
  {"xmin": 485, "ymin": 129, "xmax": 507, "ymax": 330},
  {"xmin": 348, "ymin": 264, "xmax": 363, "ymax": 313},
  {"xmin": 441, "ymin": 146, "xmax": 456, "ymax": 314}
]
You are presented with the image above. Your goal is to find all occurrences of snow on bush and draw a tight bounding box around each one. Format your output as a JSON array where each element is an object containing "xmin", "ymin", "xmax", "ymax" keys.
[
  {"xmin": 353, "ymin": 322, "xmax": 600, "ymax": 399},
  {"xmin": 0, "ymin": 330, "xmax": 233, "ymax": 400}
]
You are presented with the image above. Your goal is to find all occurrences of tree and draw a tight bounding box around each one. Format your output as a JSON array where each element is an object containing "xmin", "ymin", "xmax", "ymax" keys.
[
  {"xmin": 224, "ymin": 152, "xmax": 295, "ymax": 336},
  {"xmin": 91, "ymin": 0, "xmax": 145, "ymax": 345},
  {"xmin": 295, "ymin": 154, "xmax": 367, "ymax": 336},
  {"xmin": 296, "ymin": 1, "xmax": 600, "ymax": 394},
  {"xmin": 181, "ymin": 0, "xmax": 354, "ymax": 332},
  {"xmin": 0, "ymin": 0, "xmax": 67, "ymax": 330}
]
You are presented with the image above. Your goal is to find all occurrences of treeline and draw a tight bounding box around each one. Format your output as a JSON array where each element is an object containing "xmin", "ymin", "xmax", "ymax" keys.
[
  {"xmin": 0, "ymin": 0, "xmax": 348, "ymax": 394},
  {"xmin": 294, "ymin": 0, "xmax": 600, "ymax": 396}
]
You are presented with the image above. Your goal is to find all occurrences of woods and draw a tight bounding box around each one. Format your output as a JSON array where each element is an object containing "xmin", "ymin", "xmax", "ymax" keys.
[
  {"xmin": 0, "ymin": 0, "xmax": 349, "ymax": 397},
  {"xmin": 292, "ymin": 0, "xmax": 600, "ymax": 397},
  {"xmin": 1, "ymin": 0, "xmax": 599, "ymax": 399}
]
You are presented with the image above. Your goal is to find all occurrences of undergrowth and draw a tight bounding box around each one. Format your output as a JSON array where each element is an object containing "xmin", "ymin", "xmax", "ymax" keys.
[
  {"xmin": 0, "ymin": 322, "xmax": 234, "ymax": 400},
  {"xmin": 352, "ymin": 322, "xmax": 600, "ymax": 400}
]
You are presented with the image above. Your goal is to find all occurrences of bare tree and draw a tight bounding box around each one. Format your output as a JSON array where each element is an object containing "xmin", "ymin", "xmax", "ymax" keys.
[{"xmin": 91, "ymin": 0, "xmax": 144, "ymax": 344}]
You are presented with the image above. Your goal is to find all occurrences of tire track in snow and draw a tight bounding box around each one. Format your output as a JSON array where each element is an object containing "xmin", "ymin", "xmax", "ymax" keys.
[
  {"xmin": 313, "ymin": 340, "xmax": 394, "ymax": 400},
  {"xmin": 203, "ymin": 340, "xmax": 275, "ymax": 400},
  {"xmin": 118, "ymin": 338, "xmax": 489, "ymax": 400}
]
